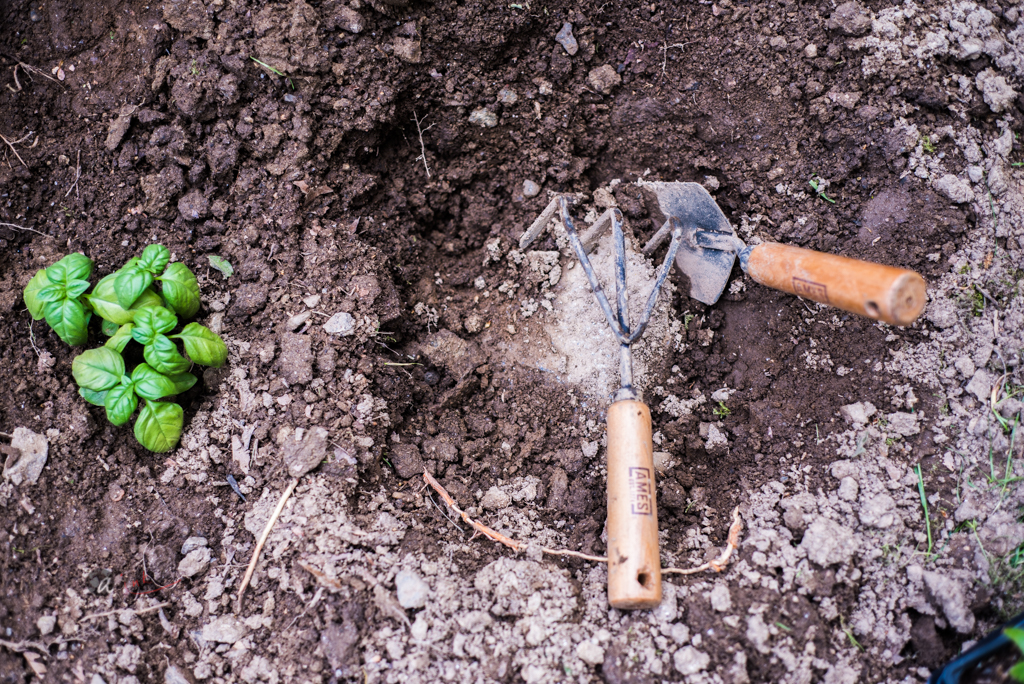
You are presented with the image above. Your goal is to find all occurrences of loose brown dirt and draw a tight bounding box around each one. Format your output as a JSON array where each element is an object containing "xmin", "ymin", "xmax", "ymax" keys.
[{"xmin": 2, "ymin": 0, "xmax": 1022, "ymax": 682}]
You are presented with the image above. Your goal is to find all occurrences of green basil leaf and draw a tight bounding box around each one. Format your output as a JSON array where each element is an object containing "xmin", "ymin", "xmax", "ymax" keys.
[
  {"xmin": 65, "ymin": 278, "xmax": 91, "ymax": 299},
  {"xmin": 134, "ymin": 306, "xmax": 177, "ymax": 336},
  {"xmin": 79, "ymin": 387, "xmax": 108, "ymax": 406},
  {"xmin": 104, "ymin": 383, "xmax": 139, "ymax": 426},
  {"xmin": 101, "ymin": 318, "xmax": 120, "ymax": 337},
  {"xmin": 53, "ymin": 253, "xmax": 94, "ymax": 281},
  {"xmin": 144, "ymin": 334, "xmax": 191, "ymax": 375},
  {"xmin": 71, "ymin": 347, "xmax": 125, "ymax": 390},
  {"xmin": 140, "ymin": 244, "xmax": 171, "ymax": 275},
  {"xmin": 173, "ymin": 323, "xmax": 228, "ymax": 367},
  {"xmin": 166, "ymin": 371, "xmax": 198, "ymax": 395},
  {"xmin": 131, "ymin": 363, "xmax": 179, "ymax": 400},
  {"xmin": 36, "ymin": 284, "xmax": 67, "ymax": 303},
  {"xmin": 115, "ymin": 265, "xmax": 154, "ymax": 309},
  {"xmin": 44, "ymin": 261, "xmax": 68, "ymax": 286},
  {"xmin": 207, "ymin": 255, "xmax": 233, "ymax": 279},
  {"xmin": 158, "ymin": 263, "xmax": 201, "ymax": 319},
  {"xmin": 134, "ymin": 400, "xmax": 183, "ymax": 453},
  {"xmin": 90, "ymin": 270, "xmax": 166, "ymax": 324},
  {"xmin": 23, "ymin": 269, "xmax": 50, "ymax": 320},
  {"xmin": 43, "ymin": 297, "xmax": 89, "ymax": 346},
  {"xmin": 104, "ymin": 324, "xmax": 135, "ymax": 352}
]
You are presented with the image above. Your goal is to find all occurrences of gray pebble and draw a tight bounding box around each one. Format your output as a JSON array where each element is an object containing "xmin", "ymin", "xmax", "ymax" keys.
[
  {"xmin": 555, "ymin": 23, "xmax": 578, "ymax": 56},
  {"xmin": 469, "ymin": 108, "xmax": 498, "ymax": 128},
  {"xmin": 177, "ymin": 547, "xmax": 211, "ymax": 578},
  {"xmin": 324, "ymin": 311, "xmax": 355, "ymax": 336},
  {"xmin": 164, "ymin": 665, "xmax": 191, "ymax": 684},
  {"xmin": 286, "ymin": 310, "xmax": 312, "ymax": 331},
  {"xmin": 497, "ymin": 87, "xmax": 518, "ymax": 105},
  {"xmin": 180, "ymin": 536, "xmax": 208, "ymax": 556},
  {"xmin": 200, "ymin": 615, "xmax": 248, "ymax": 644},
  {"xmin": 395, "ymin": 570, "xmax": 429, "ymax": 609},
  {"xmin": 522, "ymin": 179, "xmax": 541, "ymax": 198}
]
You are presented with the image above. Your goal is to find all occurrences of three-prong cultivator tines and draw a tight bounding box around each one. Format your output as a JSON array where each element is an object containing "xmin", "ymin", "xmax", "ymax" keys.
[{"xmin": 556, "ymin": 196, "xmax": 683, "ymax": 609}]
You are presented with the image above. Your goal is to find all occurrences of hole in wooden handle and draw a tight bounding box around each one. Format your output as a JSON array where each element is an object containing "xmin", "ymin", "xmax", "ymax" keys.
[
  {"xmin": 637, "ymin": 572, "xmax": 650, "ymax": 588},
  {"xmin": 865, "ymin": 300, "xmax": 880, "ymax": 318}
]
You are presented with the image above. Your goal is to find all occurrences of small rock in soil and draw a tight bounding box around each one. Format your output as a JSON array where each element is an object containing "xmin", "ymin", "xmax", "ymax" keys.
[
  {"xmin": 334, "ymin": 6, "xmax": 364, "ymax": 33},
  {"xmin": 555, "ymin": 23, "xmax": 578, "ymax": 55},
  {"xmin": 37, "ymin": 615, "xmax": 56, "ymax": 636},
  {"xmin": 480, "ymin": 486, "xmax": 511, "ymax": 511},
  {"xmin": 324, "ymin": 311, "xmax": 355, "ymax": 335},
  {"xmin": 201, "ymin": 615, "xmax": 248, "ymax": 644},
  {"xmin": 966, "ymin": 369, "xmax": 997, "ymax": 402},
  {"xmin": 469, "ymin": 108, "xmax": 498, "ymax": 128},
  {"xmin": 177, "ymin": 190, "xmax": 209, "ymax": 221},
  {"xmin": 828, "ymin": 1, "xmax": 871, "ymax": 36},
  {"xmin": 2, "ymin": 427, "xmax": 48, "ymax": 486},
  {"xmin": 180, "ymin": 536, "xmax": 208, "ymax": 555},
  {"xmin": 932, "ymin": 174, "xmax": 974, "ymax": 204},
  {"xmin": 803, "ymin": 43, "xmax": 818, "ymax": 58},
  {"xmin": 710, "ymin": 583, "xmax": 732, "ymax": 612},
  {"xmin": 838, "ymin": 477, "xmax": 859, "ymax": 501},
  {"xmin": 587, "ymin": 65, "xmax": 621, "ymax": 94},
  {"xmin": 105, "ymin": 107, "xmax": 135, "ymax": 151},
  {"xmin": 498, "ymin": 88, "xmax": 518, "ymax": 105},
  {"xmin": 286, "ymin": 310, "xmax": 312, "ymax": 331},
  {"xmin": 303, "ymin": 294, "xmax": 321, "ymax": 308},
  {"xmin": 522, "ymin": 179, "xmax": 540, "ymax": 198},
  {"xmin": 926, "ymin": 298, "xmax": 958, "ymax": 329},
  {"xmin": 229, "ymin": 283, "xmax": 269, "ymax": 317},
  {"xmin": 389, "ymin": 443, "xmax": 424, "ymax": 479},
  {"xmin": 393, "ymin": 37, "xmax": 422, "ymax": 63},
  {"xmin": 839, "ymin": 401, "xmax": 876, "ymax": 425},
  {"xmin": 282, "ymin": 426, "xmax": 330, "ymax": 478},
  {"xmin": 164, "ymin": 665, "xmax": 191, "ymax": 684},
  {"xmin": 394, "ymin": 569, "xmax": 429, "ymax": 609},
  {"xmin": 975, "ymin": 68, "xmax": 1018, "ymax": 113},
  {"xmin": 277, "ymin": 333, "xmax": 314, "ymax": 384},
  {"xmin": 800, "ymin": 519, "xmax": 858, "ymax": 566},
  {"xmin": 177, "ymin": 547, "xmax": 211, "ymax": 578},
  {"xmin": 576, "ymin": 640, "xmax": 604, "ymax": 665},
  {"xmin": 674, "ymin": 646, "xmax": 711, "ymax": 675}
]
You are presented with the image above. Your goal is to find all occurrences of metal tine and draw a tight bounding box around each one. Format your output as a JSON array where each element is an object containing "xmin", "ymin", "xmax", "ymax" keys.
[
  {"xmin": 558, "ymin": 198, "xmax": 630, "ymax": 345},
  {"xmin": 611, "ymin": 209, "xmax": 630, "ymax": 337},
  {"xmin": 626, "ymin": 217, "xmax": 685, "ymax": 345},
  {"xmin": 558, "ymin": 198, "xmax": 687, "ymax": 348}
]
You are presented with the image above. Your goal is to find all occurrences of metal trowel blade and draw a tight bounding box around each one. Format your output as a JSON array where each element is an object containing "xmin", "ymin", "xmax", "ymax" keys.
[{"xmin": 639, "ymin": 181, "xmax": 736, "ymax": 306}]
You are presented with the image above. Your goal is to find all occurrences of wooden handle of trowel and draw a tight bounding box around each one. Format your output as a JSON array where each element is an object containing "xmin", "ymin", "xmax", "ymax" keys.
[
  {"xmin": 606, "ymin": 400, "xmax": 662, "ymax": 610},
  {"xmin": 746, "ymin": 242, "xmax": 927, "ymax": 326}
]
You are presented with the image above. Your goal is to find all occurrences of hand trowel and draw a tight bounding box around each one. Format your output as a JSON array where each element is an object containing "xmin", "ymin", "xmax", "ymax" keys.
[{"xmin": 639, "ymin": 182, "xmax": 927, "ymax": 326}]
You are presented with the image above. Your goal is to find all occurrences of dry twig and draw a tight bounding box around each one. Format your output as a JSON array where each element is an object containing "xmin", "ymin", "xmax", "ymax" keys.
[
  {"xmin": 0, "ymin": 221, "xmax": 45, "ymax": 236},
  {"xmin": 65, "ymin": 150, "xmax": 81, "ymax": 198},
  {"xmin": 82, "ymin": 601, "xmax": 170, "ymax": 622},
  {"xmin": 412, "ymin": 111, "xmax": 434, "ymax": 179},
  {"xmin": 0, "ymin": 133, "xmax": 27, "ymax": 167},
  {"xmin": 663, "ymin": 507, "xmax": 743, "ymax": 575},
  {"xmin": 423, "ymin": 472, "xmax": 743, "ymax": 574},
  {"xmin": 236, "ymin": 478, "xmax": 298, "ymax": 612}
]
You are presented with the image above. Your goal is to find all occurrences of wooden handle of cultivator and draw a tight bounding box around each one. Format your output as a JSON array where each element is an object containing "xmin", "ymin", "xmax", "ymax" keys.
[
  {"xmin": 746, "ymin": 242, "xmax": 927, "ymax": 327},
  {"xmin": 606, "ymin": 400, "xmax": 662, "ymax": 610}
]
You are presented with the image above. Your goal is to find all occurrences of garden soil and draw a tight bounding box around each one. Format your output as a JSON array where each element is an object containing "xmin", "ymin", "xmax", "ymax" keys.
[{"xmin": 1, "ymin": 0, "xmax": 1024, "ymax": 682}]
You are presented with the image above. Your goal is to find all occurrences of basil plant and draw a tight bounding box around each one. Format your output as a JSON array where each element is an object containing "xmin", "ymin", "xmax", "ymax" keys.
[{"xmin": 23, "ymin": 245, "xmax": 225, "ymax": 452}]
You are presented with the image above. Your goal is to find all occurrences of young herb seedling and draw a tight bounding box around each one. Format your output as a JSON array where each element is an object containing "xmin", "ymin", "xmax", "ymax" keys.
[
  {"xmin": 24, "ymin": 245, "xmax": 227, "ymax": 452},
  {"xmin": 808, "ymin": 176, "xmax": 836, "ymax": 204}
]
